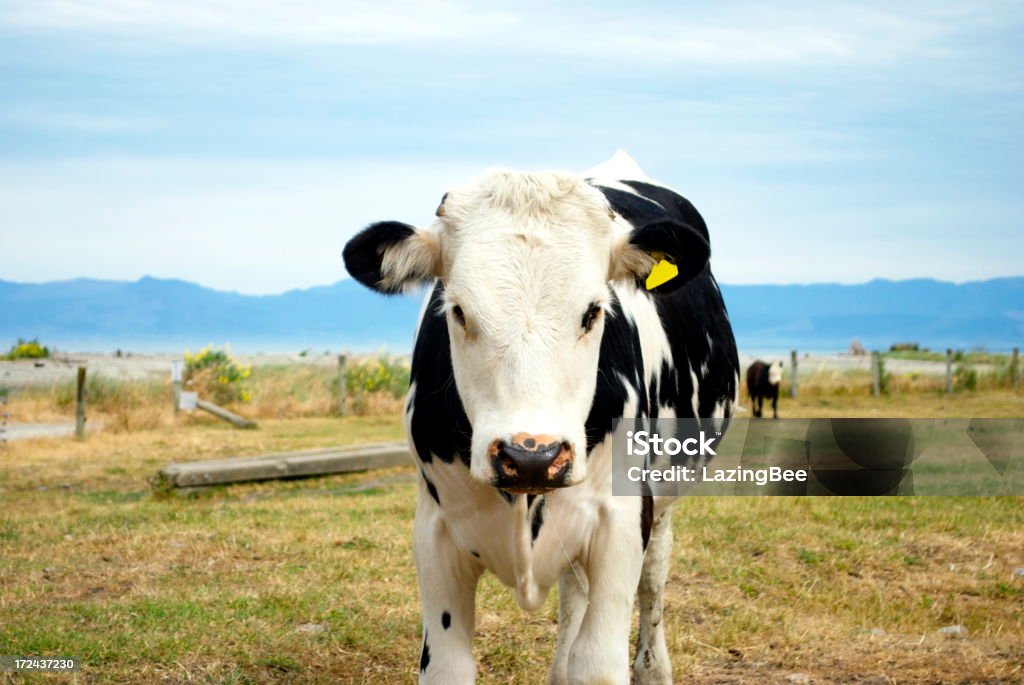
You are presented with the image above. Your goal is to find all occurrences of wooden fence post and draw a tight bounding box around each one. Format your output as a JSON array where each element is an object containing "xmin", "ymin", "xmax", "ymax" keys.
[
  {"xmin": 1012, "ymin": 347, "xmax": 1020, "ymax": 389},
  {"xmin": 171, "ymin": 360, "xmax": 182, "ymax": 414},
  {"xmin": 75, "ymin": 366, "xmax": 86, "ymax": 440},
  {"xmin": 790, "ymin": 350, "xmax": 798, "ymax": 399},
  {"xmin": 945, "ymin": 349, "xmax": 954, "ymax": 393},
  {"xmin": 0, "ymin": 385, "xmax": 8, "ymax": 447},
  {"xmin": 871, "ymin": 351, "xmax": 881, "ymax": 396},
  {"xmin": 337, "ymin": 354, "xmax": 347, "ymax": 416}
]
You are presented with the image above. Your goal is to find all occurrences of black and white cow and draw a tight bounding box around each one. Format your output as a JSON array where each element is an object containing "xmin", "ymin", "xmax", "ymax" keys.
[
  {"xmin": 746, "ymin": 359, "xmax": 784, "ymax": 419},
  {"xmin": 343, "ymin": 152, "xmax": 739, "ymax": 684}
]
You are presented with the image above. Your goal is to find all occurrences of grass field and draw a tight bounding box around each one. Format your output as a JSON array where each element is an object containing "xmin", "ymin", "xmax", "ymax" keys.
[{"xmin": 1, "ymin": 393, "xmax": 1023, "ymax": 683}]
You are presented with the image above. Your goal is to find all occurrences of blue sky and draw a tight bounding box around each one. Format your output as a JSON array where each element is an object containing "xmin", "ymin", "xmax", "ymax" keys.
[{"xmin": 0, "ymin": 0, "xmax": 1022, "ymax": 294}]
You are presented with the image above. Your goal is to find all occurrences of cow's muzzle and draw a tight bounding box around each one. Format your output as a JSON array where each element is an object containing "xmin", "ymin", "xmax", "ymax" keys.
[{"xmin": 489, "ymin": 433, "xmax": 573, "ymax": 494}]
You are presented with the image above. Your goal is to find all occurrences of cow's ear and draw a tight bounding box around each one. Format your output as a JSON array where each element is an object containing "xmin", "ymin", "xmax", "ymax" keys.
[
  {"xmin": 343, "ymin": 221, "xmax": 441, "ymax": 295},
  {"xmin": 611, "ymin": 219, "xmax": 710, "ymax": 294}
]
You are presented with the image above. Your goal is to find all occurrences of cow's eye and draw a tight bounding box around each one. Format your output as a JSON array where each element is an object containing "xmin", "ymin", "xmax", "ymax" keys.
[
  {"xmin": 451, "ymin": 304, "xmax": 467, "ymax": 328},
  {"xmin": 581, "ymin": 303, "xmax": 602, "ymax": 333}
]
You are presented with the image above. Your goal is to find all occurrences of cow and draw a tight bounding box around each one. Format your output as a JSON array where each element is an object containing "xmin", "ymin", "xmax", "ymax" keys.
[
  {"xmin": 342, "ymin": 151, "xmax": 740, "ymax": 684},
  {"xmin": 746, "ymin": 359, "xmax": 783, "ymax": 418}
]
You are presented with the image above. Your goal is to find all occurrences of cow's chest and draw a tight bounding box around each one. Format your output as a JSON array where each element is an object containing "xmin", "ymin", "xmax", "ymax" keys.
[{"xmin": 421, "ymin": 458, "xmax": 609, "ymax": 605}]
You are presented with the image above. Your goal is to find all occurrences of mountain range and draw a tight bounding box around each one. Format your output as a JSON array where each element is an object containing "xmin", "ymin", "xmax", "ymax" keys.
[{"xmin": 1, "ymin": 276, "xmax": 1021, "ymax": 353}]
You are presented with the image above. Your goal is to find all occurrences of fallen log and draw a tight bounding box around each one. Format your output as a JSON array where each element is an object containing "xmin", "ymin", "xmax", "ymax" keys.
[
  {"xmin": 157, "ymin": 442, "xmax": 410, "ymax": 490},
  {"xmin": 195, "ymin": 398, "xmax": 257, "ymax": 429}
]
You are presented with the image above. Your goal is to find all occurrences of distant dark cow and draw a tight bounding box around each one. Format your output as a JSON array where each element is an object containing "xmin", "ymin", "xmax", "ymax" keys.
[
  {"xmin": 343, "ymin": 152, "xmax": 739, "ymax": 684},
  {"xmin": 747, "ymin": 360, "xmax": 783, "ymax": 418}
]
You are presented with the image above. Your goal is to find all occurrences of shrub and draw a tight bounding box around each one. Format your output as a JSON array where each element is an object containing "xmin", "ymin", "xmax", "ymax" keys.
[
  {"xmin": 3, "ymin": 338, "xmax": 49, "ymax": 360},
  {"xmin": 953, "ymin": 363, "xmax": 978, "ymax": 392},
  {"xmin": 52, "ymin": 375, "xmax": 168, "ymax": 432},
  {"xmin": 344, "ymin": 356, "xmax": 410, "ymax": 399},
  {"xmin": 183, "ymin": 345, "xmax": 251, "ymax": 405},
  {"xmin": 343, "ymin": 355, "xmax": 410, "ymax": 415}
]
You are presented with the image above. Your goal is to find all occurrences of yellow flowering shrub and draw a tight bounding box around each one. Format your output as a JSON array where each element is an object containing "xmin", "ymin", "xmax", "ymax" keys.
[
  {"xmin": 3, "ymin": 338, "xmax": 50, "ymax": 360},
  {"xmin": 183, "ymin": 344, "xmax": 252, "ymax": 405}
]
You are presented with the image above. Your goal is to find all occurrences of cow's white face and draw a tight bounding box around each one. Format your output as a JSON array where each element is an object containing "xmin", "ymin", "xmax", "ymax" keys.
[
  {"xmin": 437, "ymin": 173, "xmax": 618, "ymax": 490},
  {"xmin": 343, "ymin": 169, "xmax": 710, "ymax": 493},
  {"xmin": 769, "ymin": 360, "xmax": 784, "ymax": 385}
]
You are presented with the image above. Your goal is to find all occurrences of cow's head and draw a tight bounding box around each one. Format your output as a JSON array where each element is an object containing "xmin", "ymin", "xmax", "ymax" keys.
[
  {"xmin": 769, "ymin": 360, "xmax": 784, "ymax": 386},
  {"xmin": 343, "ymin": 170, "xmax": 709, "ymax": 493}
]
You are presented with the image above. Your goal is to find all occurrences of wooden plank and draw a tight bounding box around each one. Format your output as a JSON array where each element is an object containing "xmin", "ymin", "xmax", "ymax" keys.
[
  {"xmin": 158, "ymin": 442, "xmax": 411, "ymax": 488},
  {"xmin": 195, "ymin": 398, "xmax": 257, "ymax": 429}
]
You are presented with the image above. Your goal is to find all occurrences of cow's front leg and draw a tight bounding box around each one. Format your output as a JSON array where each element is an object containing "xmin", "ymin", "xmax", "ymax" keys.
[
  {"xmin": 549, "ymin": 563, "xmax": 589, "ymax": 685},
  {"xmin": 633, "ymin": 510, "xmax": 673, "ymax": 685},
  {"xmin": 567, "ymin": 498, "xmax": 645, "ymax": 685},
  {"xmin": 414, "ymin": 501, "xmax": 482, "ymax": 684}
]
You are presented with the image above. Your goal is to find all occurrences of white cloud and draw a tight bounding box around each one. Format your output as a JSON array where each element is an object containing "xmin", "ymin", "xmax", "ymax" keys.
[
  {"xmin": 0, "ymin": 0, "xmax": 994, "ymax": 67},
  {"xmin": 0, "ymin": 0, "xmax": 519, "ymax": 45}
]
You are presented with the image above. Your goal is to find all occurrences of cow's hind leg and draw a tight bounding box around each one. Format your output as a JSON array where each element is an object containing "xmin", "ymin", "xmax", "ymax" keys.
[
  {"xmin": 633, "ymin": 509, "xmax": 674, "ymax": 685},
  {"xmin": 548, "ymin": 563, "xmax": 589, "ymax": 685},
  {"xmin": 414, "ymin": 501, "xmax": 482, "ymax": 684}
]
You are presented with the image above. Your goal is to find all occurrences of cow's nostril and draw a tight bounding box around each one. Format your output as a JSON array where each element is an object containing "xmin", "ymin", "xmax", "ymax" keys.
[{"xmin": 501, "ymin": 455, "xmax": 518, "ymax": 476}]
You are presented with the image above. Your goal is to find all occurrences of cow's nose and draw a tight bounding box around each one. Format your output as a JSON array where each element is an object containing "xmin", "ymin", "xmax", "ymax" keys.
[{"xmin": 490, "ymin": 433, "xmax": 573, "ymax": 493}]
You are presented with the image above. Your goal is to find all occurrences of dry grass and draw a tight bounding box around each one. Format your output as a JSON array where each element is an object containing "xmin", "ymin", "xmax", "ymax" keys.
[
  {"xmin": 3, "ymin": 362, "xmax": 404, "ymax": 433},
  {"xmin": 772, "ymin": 364, "xmax": 1022, "ymax": 398},
  {"xmin": 1, "ymin": 395, "xmax": 1022, "ymax": 683},
  {"xmin": 760, "ymin": 390, "xmax": 1024, "ymax": 419}
]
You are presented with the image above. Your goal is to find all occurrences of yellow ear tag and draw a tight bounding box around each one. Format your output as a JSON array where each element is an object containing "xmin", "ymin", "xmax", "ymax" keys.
[{"xmin": 645, "ymin": 259, "xmax": 679, "ymax": 290}]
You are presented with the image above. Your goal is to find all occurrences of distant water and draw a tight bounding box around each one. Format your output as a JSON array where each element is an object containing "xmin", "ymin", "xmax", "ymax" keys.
[{"xmin": 41, "ymin": 336, "xmax": 874, "ymax": 358}]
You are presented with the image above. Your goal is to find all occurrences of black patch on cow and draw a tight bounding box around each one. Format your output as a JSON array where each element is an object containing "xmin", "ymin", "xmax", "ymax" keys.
[
  {"xmin": 420, "ymin": 631, "xmax": 430, "ymax": 672},
  {"xmin": 441, "ymin": 611, "xmax": 451, "ymax": 630},
  {"xmin": 421, "ymin": 469, "xmax": 440, "ymax": 506},
  {"xmin": 590, "ymin": 179, "xmax": 739, "ymax": 434},
  {"xmin": 583, "ymin": 292, "xmax": 646, "ymax": 454},
  {"xmin": 342, "ymin": 221, "xmax": 417, "ymax": 294},
  {"xmin": 641, "ymin": 495, "xmax": 654, "ymax": 550},
  {"xmin": 593, "ymin": 179, "xmax": 737, "ymax": 420},
  {"xmin": 530, "ymin": 497, "xmax": 546, "ymax": 544},
  {"xmin": 589, "ymin": 181, "xmax": 741, "ymax": 458},
  {"xmin": 652, "ymin": 272, "xmax": 738, "ymax": 420},
  {"xmin": 498, "ymin": 489, "xmax": 515, "ymax": 504},
  {"xmin": 408, "ymin": 282, "xmax": 473, "ymax": 467}
]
